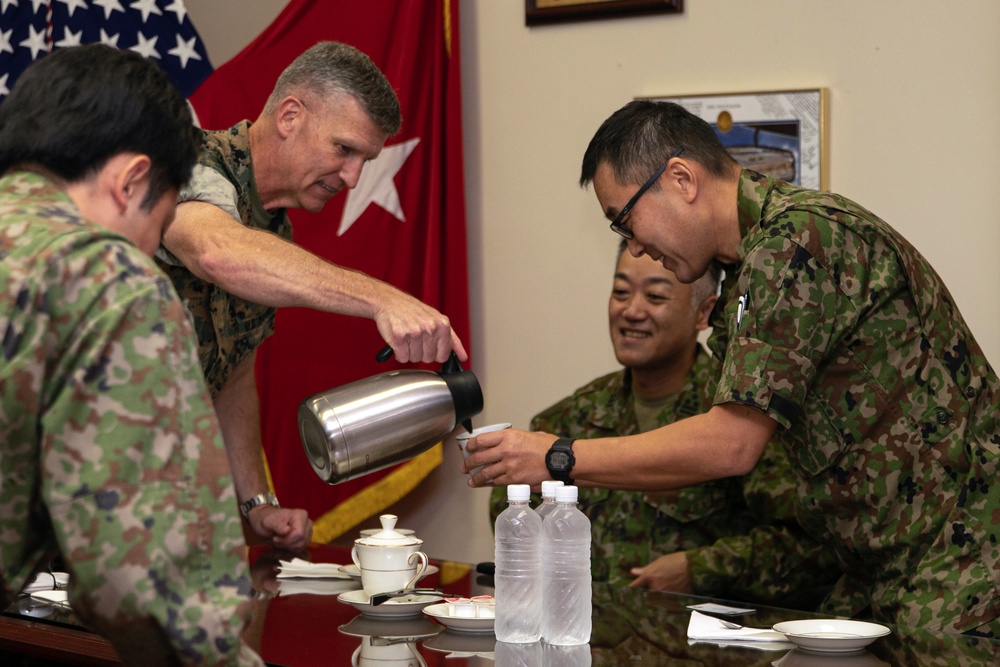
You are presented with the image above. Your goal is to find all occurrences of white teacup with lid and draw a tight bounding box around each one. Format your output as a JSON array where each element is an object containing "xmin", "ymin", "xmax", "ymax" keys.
[{"xmin": 351, "ymin": 514, "xmax": 429, "ymax": 597}]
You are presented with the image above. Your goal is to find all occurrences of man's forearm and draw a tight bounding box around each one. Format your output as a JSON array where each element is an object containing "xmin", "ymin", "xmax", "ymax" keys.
[
  {"xmin": 212, "ymin": 352, "xmax": 270, "ymax": 503},
  {"xmin": 166, "ymin": 202, "xmax": 388, "ymax": 315},
  {"xmin": 570, "ymin": 404, "xmax": 776, "ymax": 491}
]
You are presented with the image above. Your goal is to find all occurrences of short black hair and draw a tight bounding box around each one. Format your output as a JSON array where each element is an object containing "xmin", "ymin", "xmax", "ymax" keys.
[
  {"xmin": 0, "ymin": 44, "xmax": 199, "ymax": 210},
  {"xmin": 581, "ymin": 100, "xmax": 737, "ymax": 189}
]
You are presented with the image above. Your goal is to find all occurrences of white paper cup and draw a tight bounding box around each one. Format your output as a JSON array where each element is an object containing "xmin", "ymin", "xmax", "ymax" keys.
[{"xmin": 455, "ymin": 423, "xmax": 511, "ymax": 477}]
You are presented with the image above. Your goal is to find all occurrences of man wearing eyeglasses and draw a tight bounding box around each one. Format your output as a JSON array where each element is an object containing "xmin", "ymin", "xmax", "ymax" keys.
[{"xmin": 463, "ymin": 100, "xmax": 1000, "ymax": 636}]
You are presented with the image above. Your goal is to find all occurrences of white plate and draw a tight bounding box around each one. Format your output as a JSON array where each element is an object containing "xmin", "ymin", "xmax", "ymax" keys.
[
  {"xmin": 338, "ymin": 563, "xmax": 440, "ymax": 583},
  {"xmin": 422, "ymin": 602, "xmax": 495, "ymax": 634},
  {"xmin": 771, "ymin": 619, "xmax": 890, "ymax": 653},
  {"xmin": 337, "ymin": 589, "xmax": 443, "ymax": 619},
  {"xmin": 23, "ymin": 572, "xmax": 69, "ymax": 594}
]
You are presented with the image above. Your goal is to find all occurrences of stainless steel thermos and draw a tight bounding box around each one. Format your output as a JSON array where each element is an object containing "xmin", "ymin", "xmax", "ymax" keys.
[{"xmin": 298, "ymin": 351, "xmax": 483, "ymax": 484}]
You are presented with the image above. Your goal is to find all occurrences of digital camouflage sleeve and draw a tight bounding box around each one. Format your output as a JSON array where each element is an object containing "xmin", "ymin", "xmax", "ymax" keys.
[
  {"xmin": 489, "ymin": 346, "xmax": 837, "ymax": 609},
  {"xmin": 0, "ymin": 171, "xmax": 263, "ymax": 666}
]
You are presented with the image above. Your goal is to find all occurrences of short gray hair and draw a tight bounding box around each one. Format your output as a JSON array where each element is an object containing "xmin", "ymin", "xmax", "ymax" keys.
[{"xmin": 263, "ymin": 41, "xmax": 401, "ymax": 136}]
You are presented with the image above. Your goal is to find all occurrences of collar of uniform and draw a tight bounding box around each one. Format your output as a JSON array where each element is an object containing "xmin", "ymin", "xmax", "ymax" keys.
[{"xmin": 735, "ymin": 169, "xmax": 774, "ymax": 257}]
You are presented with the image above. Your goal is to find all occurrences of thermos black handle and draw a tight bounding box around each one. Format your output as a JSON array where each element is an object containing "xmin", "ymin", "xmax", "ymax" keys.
[{"xmin": 375, "ymin": 344, "xmax": 464, "ymax": 373}]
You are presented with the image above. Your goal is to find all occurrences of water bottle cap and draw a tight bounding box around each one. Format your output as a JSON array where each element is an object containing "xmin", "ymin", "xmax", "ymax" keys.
[
  {"xmin": 554, "ymin": 485, "xmax": 578, "ymax": 503},
  {"xmin": 540, "ymin": 480, "xmax": 564, "ymax": 499},
  {"xmin": 507, "ymin": 484, "xmax": 531, "ymax": 501}
]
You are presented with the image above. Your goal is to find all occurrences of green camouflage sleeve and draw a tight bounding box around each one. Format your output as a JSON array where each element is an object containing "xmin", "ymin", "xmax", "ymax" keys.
[{"xmin": 41, "ymin": 272, "xmax": 262, "ymax": 666}]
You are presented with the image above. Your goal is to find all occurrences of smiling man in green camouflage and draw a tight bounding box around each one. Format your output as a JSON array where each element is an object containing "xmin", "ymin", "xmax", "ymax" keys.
[
  {"xmin": 465, "ymin": 100, "xmax": 1000, "ymax": 635},
  {"xmin": 0, "ymin": 45, "xmax": 263, "ymax": 665},
  {"xmin": 488, "ymin": 242, "xmax": 836, "ymax": 610}
]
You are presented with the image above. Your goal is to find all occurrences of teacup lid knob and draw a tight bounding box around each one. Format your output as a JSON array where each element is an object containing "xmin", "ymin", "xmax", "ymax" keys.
[{"xmin": 356, "ymin": 514, "xmax": 422, "ymax": 546}]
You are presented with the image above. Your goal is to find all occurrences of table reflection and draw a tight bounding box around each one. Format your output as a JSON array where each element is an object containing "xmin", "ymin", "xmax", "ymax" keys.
[{"xmin": 4, "ymin": 544, "xmax": 1000, "ymax": 667}]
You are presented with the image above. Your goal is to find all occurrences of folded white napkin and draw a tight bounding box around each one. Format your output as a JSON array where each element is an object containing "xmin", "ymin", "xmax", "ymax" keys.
[
  {"xmin": 278, "ymin": 578, "xmax": 358, "ymax": 596},
  {"xmin": 687, "ymin": 611, "xmax": 792, "ymax": 649},
  {"xmin": 276, "ymin": 558, "xmax": 352, "ymax": 579}
]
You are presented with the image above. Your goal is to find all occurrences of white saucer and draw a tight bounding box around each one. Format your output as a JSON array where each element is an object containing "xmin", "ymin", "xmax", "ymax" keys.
[
  {"xmin": 338, "ymin": 563, "xmax": 440, "ymax": 583},
  {"xmin": 337, "ymin": 589, "xmax": 443, "ymax": 619},
  {"xmin": 771, "ymin": 619, "xmax": 890, "ymax": 653},
  {"xmin": 23, "ymin": 572, "xmax": 69, "ymax": 594},
  {"xmin": 28, "ymin": 589, "xmax": 71, "ymax": 609},
  {"xmin": 422, "ymin": 602, "xmax": 495, "ymax": 634}
]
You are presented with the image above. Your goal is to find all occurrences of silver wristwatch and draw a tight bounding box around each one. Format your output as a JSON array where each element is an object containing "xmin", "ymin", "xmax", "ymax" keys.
[{"xmin": 240, "ymin": 493, "xmax": 280, "ymax": 522}]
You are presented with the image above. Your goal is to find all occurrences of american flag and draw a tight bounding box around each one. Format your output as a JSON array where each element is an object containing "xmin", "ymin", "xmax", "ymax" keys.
[{"xmin": 0, "ymin": 0, "xmax": 213, "ymax": 101}]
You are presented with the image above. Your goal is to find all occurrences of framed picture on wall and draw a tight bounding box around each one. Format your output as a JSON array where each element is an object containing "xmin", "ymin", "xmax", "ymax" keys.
[
  {"xmin": 526, "ymin": 0, "xmax": 683, "ymax": 26},
  {"xmin": 646, "ymin": 89, "xmax": 829, "ymax": 190}
]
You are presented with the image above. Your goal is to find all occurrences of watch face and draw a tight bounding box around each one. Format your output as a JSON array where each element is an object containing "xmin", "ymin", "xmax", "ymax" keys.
[{"xmin": 549, "ymin": 451, "xmax": 571, "ymax": 469}]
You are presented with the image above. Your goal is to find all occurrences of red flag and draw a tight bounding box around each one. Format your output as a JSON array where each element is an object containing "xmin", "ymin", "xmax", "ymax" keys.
[{"xmin": 188, "ymin": 0, "xmax": 470, "ymax": 542}]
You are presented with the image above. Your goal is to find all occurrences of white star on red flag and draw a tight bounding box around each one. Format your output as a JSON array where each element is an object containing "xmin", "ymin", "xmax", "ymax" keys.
[{"xmin": 338, "ymin": 137, "xmax": 420, "ymax": 236}]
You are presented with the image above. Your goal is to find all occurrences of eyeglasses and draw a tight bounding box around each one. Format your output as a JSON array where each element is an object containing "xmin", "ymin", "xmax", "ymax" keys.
[{"xmin": 609, "ymin": 146, "xmax": 685, "ymax": 240}]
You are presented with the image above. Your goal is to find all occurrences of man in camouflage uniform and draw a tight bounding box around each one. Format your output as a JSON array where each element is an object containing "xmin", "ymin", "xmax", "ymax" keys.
[
  {"xmin": 465, "ymin": 100, "xmax": 1000, "ymax": 635},
  {"xmin": 489, "ymin": 243, "xmax": 835, "ymax": 608},
  {"xmin": 157, "ymin": 42, "xmax": 468, "ymax": 549},
  {"xmin": 0, "ymin": 46, "xmax": 263, "ymax": 665}
]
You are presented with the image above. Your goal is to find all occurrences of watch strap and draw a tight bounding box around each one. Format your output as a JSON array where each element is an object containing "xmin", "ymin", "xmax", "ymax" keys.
[{"xmin": 240, "ymin": 493, "xmax": 280, "ymax": 522}]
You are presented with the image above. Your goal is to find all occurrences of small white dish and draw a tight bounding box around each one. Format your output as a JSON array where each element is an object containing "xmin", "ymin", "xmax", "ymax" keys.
[
  {"xmin": 422, "ymin": 602, "xmax": 495, "ymax": 634},
  {"xmin": 23, "ymin": 572, "xmax": 69, "ymax": 594},
  {"xmin": 771, "ymin": 619, "xmax": 890, "ymax": 653},
  {"xmin": 339, "ymin": 563, "xmax": 439, "ymax": 583},
  {"xmin": 337, "ymin": 589, "xmax": 443, "ymax": 619}
]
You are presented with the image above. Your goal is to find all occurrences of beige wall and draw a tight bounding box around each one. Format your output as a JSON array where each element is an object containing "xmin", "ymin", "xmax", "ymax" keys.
[{"xmin": 187, "ymin": 1, "xmax": 1000, "ymax": 564}]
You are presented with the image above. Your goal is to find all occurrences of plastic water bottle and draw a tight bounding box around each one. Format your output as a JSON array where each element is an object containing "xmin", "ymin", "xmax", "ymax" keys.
[
  {"xmin": 495, "ymin": 484, "xmax": 542, "ymax": 643},
  {"xmin": 535, "ymin": 480, "xmax": 564, "ymax": 519},
  {"xmin": 541, "ymin": 485, "xmax": 592, "ymax": 646}
]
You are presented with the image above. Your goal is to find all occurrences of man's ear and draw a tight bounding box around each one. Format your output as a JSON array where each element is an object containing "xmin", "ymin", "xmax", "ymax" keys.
[
  {"xmin": 110, "ymin": 154, "xmax": 152, "ymax": 212},
  {"xmin": 694, "ymin": 294, "xmax": 717, "ymax": 331},
  {"xmin": 274, "ymin": 96, "xmax": 306, "ymax": 139},
  {"xmin": 667, "ymin": 157, "xmax": 698, "ymax": 204}
]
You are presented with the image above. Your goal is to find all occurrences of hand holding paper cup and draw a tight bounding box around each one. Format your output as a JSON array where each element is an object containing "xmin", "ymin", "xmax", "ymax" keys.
[{"xmin": 456, "ymin": 423, "xmax": 511, "ymax": 477}]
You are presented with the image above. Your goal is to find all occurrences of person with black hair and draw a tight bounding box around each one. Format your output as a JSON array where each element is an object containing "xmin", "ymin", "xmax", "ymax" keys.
[
  {"xmin": 0, "ymin": 44, "xmax": 263, "ymax": 666},
  {"xmin": 466, "ymin": 99, "xmax": 1000, "ymax": 636}
]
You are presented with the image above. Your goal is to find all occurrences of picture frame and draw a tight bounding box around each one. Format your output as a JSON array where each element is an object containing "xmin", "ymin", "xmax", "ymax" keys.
[
  {"xmin": 526, "ymin": 0, "xmax": 683, "ymax": 26},
  {"xmin": 646, "ymin": 89, "xmax": 828, "ymax": 190}
]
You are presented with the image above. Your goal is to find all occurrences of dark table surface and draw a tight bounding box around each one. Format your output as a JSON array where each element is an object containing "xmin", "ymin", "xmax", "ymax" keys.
[{"xmin": 4, "ymin": 543, "xmax": 1000, "ymax": 666}]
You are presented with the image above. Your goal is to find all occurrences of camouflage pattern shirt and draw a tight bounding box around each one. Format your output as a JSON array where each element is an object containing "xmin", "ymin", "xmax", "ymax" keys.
[
  {"xmin": 156, "ymin": 120, "xmax": 292, "ymax": 396},
  {"xmin": 708, "ymin": 169, "xmax": 1000, "ymax": 633},
  {"xmin": 490, "ymin": 346, "xmax": 837, "ymax": 608},
  {"xmin": 0, "ymin": 171, "xmax": 263, "ymax": 666}
]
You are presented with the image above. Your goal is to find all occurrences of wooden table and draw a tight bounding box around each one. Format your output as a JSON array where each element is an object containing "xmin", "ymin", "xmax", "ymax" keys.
[{"xmin": 4, "ymin": 544, "xmax": 999, "ymax": 666}]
